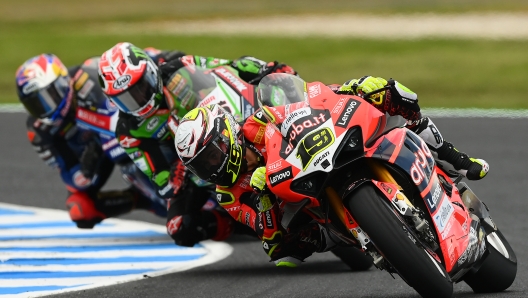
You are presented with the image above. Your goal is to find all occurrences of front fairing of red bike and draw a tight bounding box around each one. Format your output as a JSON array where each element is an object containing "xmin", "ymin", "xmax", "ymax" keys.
[
  {"xmin": 264, "ymin": 81, "xmax": 384, "ymax": 207},
  {"xmin": 264, "ymin": 81, "xmax": 473, "ymax": 274}
]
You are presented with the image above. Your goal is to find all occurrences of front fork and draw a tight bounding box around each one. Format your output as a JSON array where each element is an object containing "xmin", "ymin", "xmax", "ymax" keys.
[{"xmin": 325, "ymin": 159, "xmax": 434, "ymax": 268}]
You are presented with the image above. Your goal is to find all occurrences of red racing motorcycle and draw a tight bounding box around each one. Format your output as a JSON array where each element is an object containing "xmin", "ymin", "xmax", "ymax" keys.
[{"xmin": 256, "ymin": 74, "xmax": 517, "ymax": 298}]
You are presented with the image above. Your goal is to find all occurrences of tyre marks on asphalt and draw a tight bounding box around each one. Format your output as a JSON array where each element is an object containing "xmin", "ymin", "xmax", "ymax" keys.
[{"xmin": 0, "ymin": 203, "xmax": 232, "ymax": 297}]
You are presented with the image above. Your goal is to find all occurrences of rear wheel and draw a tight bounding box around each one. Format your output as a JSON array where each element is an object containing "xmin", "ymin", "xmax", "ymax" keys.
[
  {"xmin": 331, "ymin": 246, "xmax": 373, "ymax": 271},
  {"xmin": 463, "ymin": 229, "xmax": 517, "ymax": 293},
  {"xmin": 346, "ymin": 184, "xmax": 453, "ymax": 298}
]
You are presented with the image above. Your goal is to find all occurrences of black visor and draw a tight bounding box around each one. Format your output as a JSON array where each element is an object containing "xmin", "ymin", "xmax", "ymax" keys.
[
  {"xmin": 20, "ymin": 76, "xmax": 69, "ymax": 119},
  {"xmin": 110, "ymin": 73, "xmax": 158, "ymax": 114},
  {"xmin": 186, "ymin": 138, "xmax": 229, "ymax": 182}
]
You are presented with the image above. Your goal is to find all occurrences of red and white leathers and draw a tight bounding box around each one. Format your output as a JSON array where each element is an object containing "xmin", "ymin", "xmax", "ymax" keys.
[{"xmin": 216, "ymin": 106, "xmax": 325, "ymax": 262}]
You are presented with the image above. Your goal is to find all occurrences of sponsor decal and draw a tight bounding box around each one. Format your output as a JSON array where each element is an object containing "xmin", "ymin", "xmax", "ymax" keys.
[
  {"xmin": 76, "ymin": 108, "xmax": 111, "ymax": 129},
  {"xmin": 335, "ymin": 98, "xmax": 361, "ymax": 128},
  {"xmin": 265, "ymin": 210, "xmax": 274, "ymax": 228},
  {"xmin": 102, "ymin": 138, "xmax": 119, "ymax": 151},
  {"xmin": 331, "ymin": 97, "xmax": 347, "ymax": 114},
  {"xmin": 128, "ymin": 151, "xmax": 142, "ymax": 159},
  {"xmin": 119, "ymin": 136, "xmax": 141, "ymax": 148},
  {"xmin": 410, "ymin": 144, "xmax": 433, "ymax": 185},
  {"xmin": 224, "ymin": 206, "xmax": 240, "ymax": 212},
  {"xmin": 380, "ymin": 183, "xmax": 393, "ymax": 194},
  {"xmin": 73, "ymin": 170, "xmax": 91, "ymax": 187},
  {"xmin": 253, "ymin": 126, "xmax": 265, "ymax": 144},
  {"xmin": 113, "ymin": 75, "xmax": 131, "ymax": 89},
  {"xmin": 74, "ymin": 72, "xmax": 89, "ymax": 91},
  {"xmin": 167, "ymin": 74, "xmax": 185, "ymax": 94},
  {"xmin": 265, "ymin": 124, "xmax": 275, "ymax": 140},
  {"xmin": 244, "ymin": 212, "xmax": 251, "ymax": 227},
  {"xmin": 166, "ymin": 215, "xmax": 183, "ymax": 235},
  {"xmin": 426, "ymin": 183, "xmax": 443, "ymax": 213},
  {"xmin": 158, "ymin": 183, "xmax": 173, "ymax": 196},
  {"xmin": 109, "ymin": 146, "xmax": 125, "ymax": 158},
  {"xmin": 77, "ymin": 79, "xmax": 94, "ymax": 100},
  {"xmin": 268, "ymin": 166, "xmax": 293, "ymax": 187},
  {"xmin": 238, "ymin": 174, "xmax": 252, "ymax": 189},
  {"xmin": 440, "ymin": 218, "xmax": 454, "ymax": 240},
  {"xmin": 156, "ymin": 125, "xmax": 168, "ymax": 139},
  {"xmin": 313, "ymin": 151, "xmax": 330, "ymax": 168},
  {"xmin": 199, "ymin": 94, "xmax": 217, "ymax": 107},
  {"xmin": 22, "ymin": 81, "xmax": 39, "ymax": 94},
  {"xmin": 253, "ymin": 110, "xmax": 268, "ymax": 125},
  {"xmin": 167, "ymin": 116, "xmax": 180, "ymax": 137},
  {"xmin": 281, "ymin": 107, "xmax": 310, "ymax": 136},
  {"xmin": 308, "ymin": 84, "xmax": 321, "ymax": 98},
  {"xmin": 146, "ymin": 116, "xmax": 160, "ymax": 132},
  {"xmin": 134, "ymin": 158, "xmax": 148, "ymax": 172},
  {"xmin": 284, "ymin": 112, "xmax": 328, "ymax": 155},
  {"xmin": 267, "ymin": 160, "xmax": 282, "ymax": 172},
  {"xmin": 216, "ymin": 191, "xmax": 235, "ymax": 205},
  {"xmin": 433, "ymin": 195, "xmax": 454, "ymax": 233},
  {"xmin": 215, "ymin": 68, "xmax": 247, "ymax": 92},
  {"xmin": 243, "ymin": 102, "xmax": 254, "ymax": 120}
]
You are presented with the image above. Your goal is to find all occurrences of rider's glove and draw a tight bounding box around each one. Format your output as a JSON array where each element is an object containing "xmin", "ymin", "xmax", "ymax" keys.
[
  {"xmin": 268, "ymin": 61, "xmax": 298, "ymax": 76},
  {"xmin": 79, "ymin": 139, "xmax": 102, "ymax": 179},
  {"xmin": 170, "ymin": 159, "xmax": 188, "ymax": 195},
  {"xmin": 338, "ymin": 76, "xmax": 387, "ymax": 105},
  {"xmin": 250, "ymin": 166, "xmax": 267, "ymax": 192}
]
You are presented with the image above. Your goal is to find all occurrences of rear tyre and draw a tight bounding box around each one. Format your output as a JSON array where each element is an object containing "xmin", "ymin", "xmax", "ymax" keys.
[
  {"xmin": 463, "ymin": 229, "xmax": 517, "ymax": 293},
  {"xmin": 346, "ymin": 184, "xmax": 453, "ymax": 298},
  {"xmin": 331, "ymin": 246, "xmax": 373, "ymax": 271}
]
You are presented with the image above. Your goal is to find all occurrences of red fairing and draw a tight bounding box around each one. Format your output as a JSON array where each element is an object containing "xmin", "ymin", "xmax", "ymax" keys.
[
  {"xmin": 263, "ymin": 81, "xmax": 385, "ymax": 207},
  {"xmin": 261, "ymin": 81, "xmax": 476, "ymax": 274},
  {"xmin": 365, "ymin": 122, "xmax": 475, "ymax": 273}
]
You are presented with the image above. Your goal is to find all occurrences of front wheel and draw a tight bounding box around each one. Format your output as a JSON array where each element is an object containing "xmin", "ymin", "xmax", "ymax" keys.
[
  {"xmin": 463, "ymin": 229, "xmax": 517, "ymax": 293},
  {"xmin": 331, "ymin": 246, "xmax": 373, "ymax": 271},
  {"xmin": 346, "ymin": 184, "xmax": 453, "ymax": 298}
]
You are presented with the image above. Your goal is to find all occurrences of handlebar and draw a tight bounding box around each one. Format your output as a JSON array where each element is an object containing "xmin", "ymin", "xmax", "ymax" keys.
[{"xmin": 360, "ymin": 79, "xmax": 395, "ymax": 101}]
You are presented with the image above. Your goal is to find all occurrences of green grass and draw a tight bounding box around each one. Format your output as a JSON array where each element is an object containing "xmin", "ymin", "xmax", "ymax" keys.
[
  {"xmin": 2, "ymin": 0, "xmax": 528, "ymax": 108},
  {"xmin": 3, "ymin": 22, "xmax": 528, "ymax": 108},
  {"xmin": 3, "ymin": 0, "xmax": 528, "ymax": 22}
]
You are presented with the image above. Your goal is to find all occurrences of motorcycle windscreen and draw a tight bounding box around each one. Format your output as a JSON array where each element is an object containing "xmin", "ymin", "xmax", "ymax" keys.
[{"xmin": 165, "ymin": 65, "xmax": 218, "ymax": 112}]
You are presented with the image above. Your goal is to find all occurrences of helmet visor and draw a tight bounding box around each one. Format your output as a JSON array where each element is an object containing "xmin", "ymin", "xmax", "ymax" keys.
[
  {"xmin": 110, "ymin": 67, "xmax": 160, "ymax": 114},
  {"xmin": 186, "ymin": 138, "xmax": 229, "ymax": 182},
  {"xmin": 21, "ymin": 76, "xmax": 70, "ymax": 119}
]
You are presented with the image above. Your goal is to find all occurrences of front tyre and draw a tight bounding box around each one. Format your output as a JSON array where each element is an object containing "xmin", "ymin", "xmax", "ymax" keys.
[
  {"xmin": 331, "ymin": 246, "xmax": 373, "ymax": 271},
  {"xmin": 346, "ymin": 184, "xmax": 453, "ymax": 298},
  {"xmin": 463, "ymin": 229, "xmax": 517, "ymax": 293}
]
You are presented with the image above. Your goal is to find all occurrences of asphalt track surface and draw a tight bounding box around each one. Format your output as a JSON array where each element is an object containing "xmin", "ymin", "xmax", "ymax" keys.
[{"xmin": 1, "ymin": 112, "xmax": 527, "ymax": 298}]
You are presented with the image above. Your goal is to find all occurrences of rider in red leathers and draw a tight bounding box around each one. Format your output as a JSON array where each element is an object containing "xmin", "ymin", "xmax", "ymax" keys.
[{"xmin": 173, "ymin": 74, "xmax": 489, "ymax": 267}]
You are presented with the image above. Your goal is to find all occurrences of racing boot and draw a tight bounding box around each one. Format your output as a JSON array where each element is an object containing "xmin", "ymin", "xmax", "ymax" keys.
[
  {"xmin": 273, "ymin": 222, "xmax": 337, "ymax": 267},
  {"xmin": 66, "ymin": 191, "xmax": 107, "ymax": 229},
  {"xmin": 408, "ymin": 117, "xmax": 489, "ymax": 180}
]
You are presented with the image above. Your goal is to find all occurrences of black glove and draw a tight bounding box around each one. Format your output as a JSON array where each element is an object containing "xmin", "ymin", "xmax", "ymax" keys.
[
  {"xmin": 166, "ymin": 213, "xmax": 206, "ymax": 247},
  {"xmin": 80, "ymin": 140, "xmax": 103, "ymax": 179},
  {"xmin": 160, "ymin": 59, "xmax": 186, "ymax": 84}
]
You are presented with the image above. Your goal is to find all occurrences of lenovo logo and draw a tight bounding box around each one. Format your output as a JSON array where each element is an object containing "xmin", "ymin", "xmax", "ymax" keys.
[{"xmin": 336, "ymin": 98, "xmax": 361, "ymax": 128}]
